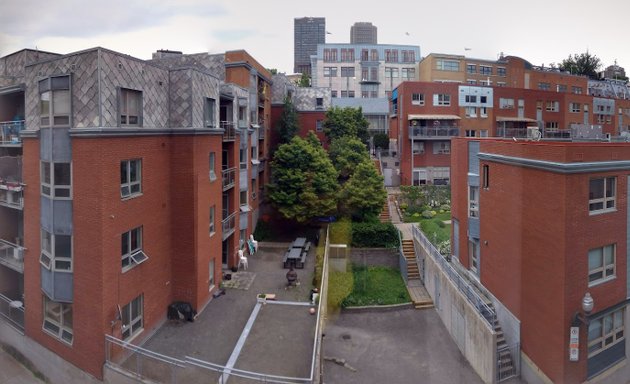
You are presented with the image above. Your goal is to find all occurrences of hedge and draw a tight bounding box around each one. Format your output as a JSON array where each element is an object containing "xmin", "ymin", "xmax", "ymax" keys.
[{"xmin": 351, "ymin": 222, "xmax": 400, "ymax": 248}]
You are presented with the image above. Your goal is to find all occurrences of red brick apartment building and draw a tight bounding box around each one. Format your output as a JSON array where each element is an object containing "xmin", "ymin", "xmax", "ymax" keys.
[
  {"xmin": 392, "ymin": 78, "xmax": 630, "ymax": 186},
  {"xmin": 451, "ymin": 138, "xmax": 630, "ymax": 383},
  {"xmin": 0, "ymin": 47, "xmax": 270, "ymax": 379}
]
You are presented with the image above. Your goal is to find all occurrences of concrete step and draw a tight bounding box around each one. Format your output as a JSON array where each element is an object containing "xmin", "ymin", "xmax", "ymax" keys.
[{"xmin": 414, "ymin": 303, "xmax": 434, "ymax": 310}]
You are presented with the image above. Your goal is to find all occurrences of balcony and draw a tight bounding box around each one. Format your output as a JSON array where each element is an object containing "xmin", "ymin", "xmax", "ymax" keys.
[
  {"xmin": 0, "ymin": 120, "xmax": 25, "ymax": 146},
  {"xmin": 0, "ymin": 239, "xmax": 24, "ymax": 273},
  {"xmin": 0, "ymin": 181, "xmax": 23, "ymax": 210},
  {"xmin": 408, "ymin": 125, "xmax": 460, "ymax": 139},
  {"xmin": 0, "ymin": 293, "xmax": 24, "ymax": 332},
  {"xmin": 222, "ymin": 167, "xmax": 236, "ymax": 191},
  {"xmin": 221, "ymin": 121, "xmax": 236, "ymax": 142},
  {"xmin": 222, "ymin": 211, "xmax": 237, "ymax": 240},
  {"xmin": 496, "ymin": 127, "xmax": 527, "ymax": 138}
]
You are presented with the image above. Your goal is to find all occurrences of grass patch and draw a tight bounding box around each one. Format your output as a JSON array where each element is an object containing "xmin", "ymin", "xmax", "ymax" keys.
[
  {"xmin": 419, "ymin": 220, "xmax": 451, "ymax": 245},
  {"xmin": 330, "ymin": 218, "xmax": 352, "ymax": 245},
  {"xmin": 342, "ymin": 265, "xmax": 410, "ymax": 307},
  {"xmin": 327, "ymin": 270, "xmax": 354, "ymax": 311}
]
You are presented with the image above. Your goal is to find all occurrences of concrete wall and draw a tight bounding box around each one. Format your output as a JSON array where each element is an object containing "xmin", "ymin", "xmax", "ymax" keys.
[
  {"xmin": 348, "ymin": 248, "xmax": 398, "ymax": 269},
  {"xmin": 416, "ymin": 239, "xmax": 496, "ymax": 384},
  {"xmin": 0, "ymin": 321, "xmax": 101, "ymax": 384}
]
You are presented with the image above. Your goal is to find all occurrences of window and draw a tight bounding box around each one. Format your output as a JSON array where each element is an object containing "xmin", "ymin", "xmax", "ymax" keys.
[
  {"xmin": 316, "ymin": 97, "xmax": 323, "ymax": 109},
  {"xmin": 497, "ymin": 67, "xmax": 506, "ymax": 77},
  {"xmin": 385, "ymin": 67, "xmax": 399, "ymax": 78},
  {"xmin": 331, "ymin": 90, "xmax": 337, "ymax": 98},
  {"xmin": 40, "ymin": 229, "xmax": 72, "ymax": 271},
  {"xmin": 203, "ymin": 97, "xmax": 216, "ymax": 127},
  {"xmin": 434, "ymin": 94, "xmax": 451, "ymax": 106},
  {"xmin": 480, "ymin": 96, "xmax": 487, "ymax": 104},
  {"xmin": 538, "ymin": 82, "xmax": 551, "ymax": 91},
  {"xmin": 120, "ymin": 159, "xmax": 142, "ymax": 198},
  {"xmin": 402, "ymin": 68, "xmax": 416, "ymax": 80},
  {"xmin": 316, "ymin": 120, "xmax": 323, "ymax": 132},
  {"xmin": 570, "ymin": 102, "xmax": 581, "ymax": 113},
  {"xmin": 588, "ymin": 244, "xmax": 615, "ymax": 285},
  {"xmin": 467, "ymin": 64, "xmax": 476, "ymax": 74},
  {"xmin": 323, "ymin": 49, "xmax": 337, "ymax": 62},
  {"xmin": 371, "ymin": 50, "xmax": 379, "ymax": 61},
  {"xmin": 479, "ymin": 129, "xmax": 488, "ymax": 137},
  {"xmin": 469, "ymin": 186, "xmax": 479, "ymax": 217},
  {"xmin": 120, "ymin": 88, "xmax": 142, "ymax": 127},
  {"xmin": 209, "ymin": 206, "xmax": 215, "ymax": 235},
  {"xmin": 239, "ymin": 148, "xmax": 247, "ymax": 169},
  {"xmin": 209, "ymin": 259, "xmax": 215, "ymax": 290},
  {"xmin": 122, "ymin": 227, "xmax": 147, "ymax": 271},
  {"xmin": 436, "ymin": 59, "xmax": 459, "ymax": 71},
  {"xmin": 41, "ymin": 162, "xmax": 71, "ymax": 198},
  {"xmin": 122, "ymin": 295, "xmax": 143, "ymax": 341},
  {"xmin": 496, "ymin": 82, "xmax": 507, "ymax": 87},
  {"xmin": 499, "ymin": 98, "xmax": 515, "ymax": 109},
  {"xmin": 465, "ymin": 129, "xmax": 476, "ymax": 137},
  {"xmin": 412, "ymin": 142, "xmax": 425, "ymax": 154},
  {"xmin": 479, "ymin": 79, "xmax": 492, "ymax": 86},
  {"xmin": 240, "ymin": 190, "xmax": 248, "ymax": 208},
  {"xmin": 43, "ymin": 296, "xmax": 73, "ymax": 344},
  {"xmin": 557, "ymin": 84, "xmax": 567, "ymax": 93},
  {"xmin": 340, "ymin": 48, "xmax": 354, "ymax": 62},
  {"xmin": 588, "ymin": 308, "xmax": 625, "ymax": 359},
  {"xmin": 467, "ymin": 79, "xmax": 477, "ymax": 85},
  {"xmin": 39, "ymin": 76, "xmax": 71, "ymax": 126},
  {"xmin": 412, "ymin": 93, "xmax": 424, "ymax": 105},
  {"xmin": 573, "ymin": 86, "xmax": 583, "ymax": 94},
  {"xmin": 465, "ymin": 95, "xmax": 477, "ymax": 103},
  {"xmin": 546, "ymin": 101, "xmax": 559, "ymax": 112},
  {"xmin": 546, "ymin": 122, "xmax": 559, "ymax": 130},
  {"xmin": 483, "ymin": 165, "xmax": 490, "ymax": 189},
  {"xmin": 209, "ymin": 153, "xmax": 216, "ymax": 181},
  {"xmin": 479, "ymin": 66, "xmax": 492, "ymax": 75},
  {"xmin": 469, "ymin": 239, "xmax": 480, "ymax": 277},
  {"xmin": 361, "ymin": 49, "xmax": 369, "ymax": 61},
  {"xmin": 324, "ymin": 67, "xmax": 337, "ymax": 77},
  {"xmin": 340, "ymin": 67, "xmax": 354, "ymax": 77},
  {"xmin": 589, "ymin": 177, "xmax": 616, "ymax": 213},
  {"xmin": 385, "ymin": 49, "xmax": 398, "ymax": 63},
  {"xmin": 465, "ymin": 107, "xmax": 477, "ymax": 118},
  {"xmin": 402, "ymin": 50, "xmax": 415, "ymax": 63},
  {"xmin": 480, "ymin": 107, "xmax": 488, "ymax": 118},
  {"xmin": 433, "ymin": 141, "xmax": 451, "ymax": 154}
]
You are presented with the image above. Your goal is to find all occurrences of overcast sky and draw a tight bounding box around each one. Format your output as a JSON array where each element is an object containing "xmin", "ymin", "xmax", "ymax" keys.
[{"xmin": 1, "ymin": 0, "xmax": 629, "ymax": 75}]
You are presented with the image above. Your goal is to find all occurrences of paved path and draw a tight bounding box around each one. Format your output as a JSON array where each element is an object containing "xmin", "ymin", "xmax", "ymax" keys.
[{"xmin": 0, "ymin": 348, "xmax": 42, "ymax": 384}]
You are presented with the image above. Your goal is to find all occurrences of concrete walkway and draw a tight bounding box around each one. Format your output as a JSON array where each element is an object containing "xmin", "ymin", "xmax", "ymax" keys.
[{"xmin": 0, "ymin": 348, "xmax": 43, "ymax": 384}]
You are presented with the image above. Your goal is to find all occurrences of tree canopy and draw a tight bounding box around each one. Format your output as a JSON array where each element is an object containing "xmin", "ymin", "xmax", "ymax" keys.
[
  {"xmin": 277, "ymin": 96, "xmax": 299, "ymax": 144},
  {"xmin": 372, "ymin": 133, "xmax": 390, "ymax": 152},
  {"xmin": 268, "ymin": 133, "xmax": 339, "ymax": 222},
  {"xmin": 558, "ymin": 52, "xmax": 602, "ymax": 79},
  {"xmin": 340, "ymin": 160, "xmax": 387, "ymax": 221},
  {"xmin": 296, "ymin": 73, "xmax": 311, "ymax": 87},
  {"xmin": 323, "ymin": 106, "xmax": 370, "ymax": 144},
  {"xmin": 328, "ymin": 136, "xmax": 370, "ymax": 179}
]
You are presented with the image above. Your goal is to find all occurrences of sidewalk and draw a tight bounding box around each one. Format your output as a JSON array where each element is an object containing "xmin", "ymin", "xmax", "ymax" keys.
[{"xmin": 0, "ymin": 348, "xmax": 43, "ymax": 384}]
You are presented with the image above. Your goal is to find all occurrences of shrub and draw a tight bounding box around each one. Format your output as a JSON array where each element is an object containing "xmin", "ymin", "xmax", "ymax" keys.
[
  {"xmin": 253, "ymin": 219, "xmax": 273, "ymax": 241},
  {"xmin": 421, "ymin": 210, "xmax": 435, "ymax": 219},
  {"xmin": 351, "ymin": 222, "xmax": 399, "ymax": 248},
  {"xmin": 440, "ymin": 204, "xmax": 451, "ymax": 211},
  {"xmin": 399, "ymin": 203, "xmax": 408, "ymax": 210},
  {"xmin": 330, "ymin": 218, "xmax": 352, "ymax": 245}
]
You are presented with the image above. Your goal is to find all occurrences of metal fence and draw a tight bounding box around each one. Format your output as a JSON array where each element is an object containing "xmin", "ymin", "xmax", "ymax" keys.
[
  {"xmin": 0, "ymin": 293, "xmax": 24, "ymax": 333},
  {"xmin": 497, "ymin": 343, "xmax": 520, "ymax": 382},
  {"xmin": 412, "ymin": 225, "xmax": 496, "ymax": 327},
  {"xmin": 397, "ymin": 229, "xmax": 408, "ymax": 283}
]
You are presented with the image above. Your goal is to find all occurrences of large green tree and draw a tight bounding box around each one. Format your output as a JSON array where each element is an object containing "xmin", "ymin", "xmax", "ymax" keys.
[
  {"xmin": 296, "ymin": 72, "xmax": 311, "ymax": 87},
  {"xmin": 277, "ymin": 96, "xmax": 299, "ymax": 144},
  {"xmin": 323, "ymin": 106, "xmax": 370, "ymax": 144},
  {"xmin": 328, "ymin": 136, "xmax": 370, "ymax": 179},
  {"xmin": 372, "ymin": 133, "xmax": 390, "ymax": 152},
  {"xmin": 340, "ymin": 160, "xmax": 387, "ymax": 221},
  {"xmin": 268, "ymin": 133, "xmax": 339, "ymax": 222},
  {"xmin": 558, "ymin": 52, "xmax": 602, "ymax": 79}
]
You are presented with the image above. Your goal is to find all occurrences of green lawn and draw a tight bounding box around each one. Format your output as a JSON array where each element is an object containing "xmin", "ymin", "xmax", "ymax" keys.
[
  {"xmin": 404, "ymin": 211, "xmax": 451, "ymax": 245},
  {"xmin": 342, "ymin": 265, "xmax": 410, "ymax": 307}
]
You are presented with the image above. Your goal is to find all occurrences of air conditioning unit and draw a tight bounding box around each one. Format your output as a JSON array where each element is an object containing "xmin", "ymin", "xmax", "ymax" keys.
[{"xmin": 527, "ymin": 127, "xmax": 542, "ymax": 140}]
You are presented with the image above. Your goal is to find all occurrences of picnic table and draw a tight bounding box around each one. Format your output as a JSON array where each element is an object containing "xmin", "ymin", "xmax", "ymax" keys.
[
  {"xmin": 292, "ymin": 237, "xmax": 307, "ymax": 248},
  {"xmin": 282, "ymin": 237, "xmax": 311, "ymax": 269}
]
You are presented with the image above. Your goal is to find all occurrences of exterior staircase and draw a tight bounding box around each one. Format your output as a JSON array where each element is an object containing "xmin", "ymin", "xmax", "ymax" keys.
[
  {"xmin": 402, "ymin": 239, "xmax": 433, "ymax": 309},
  {"xmin": 494, "ymin": 314, "xmax": 518, "ymax": 381},
  {"xmin": 379, "ymin": 200, "xmax": 391, "ymax": 222}
]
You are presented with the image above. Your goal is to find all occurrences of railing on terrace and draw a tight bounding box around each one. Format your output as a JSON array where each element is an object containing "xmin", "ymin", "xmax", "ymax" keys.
[
  {"xmin": 412, "ymin": 225, "xmax": 496, "ymax": 327},
  {"xmin": 544, "ymin": 129, "xmax": 571, "ymax": 139},
  {"xmin": 0, "ymin": 120, "xmax": 25, "ymax": 145},
  {"xmin": 0, "ymin": 183, "xmax": 24, "ymax": 210},
  {"xmin": 0, "ymin": 293, "xmax": 24, "ymax": 333},
  {"xmin": 408, "ymin": 125, "xmax": 460, "ymax": 139},
  {"xmin": 221, "ymin": 121, "xmax": 236, "ymax": 141},
  {"xmin": 397, "ymin": 229, "xmax": 408, "ymax": 283},
  {"xmin": 496, "ymin": 127, "xmax": 528, "ymax": 138},
  {"xmin": 222, "ymin": 167, "xmax": 236, "ymax": 191},
  {"xmin": 222, "ymin": 211, "xmax": 237, "ymax": 239},
  {"xmin": 0, "ymin": 239, "xmax": 24, "ymax": 273}
]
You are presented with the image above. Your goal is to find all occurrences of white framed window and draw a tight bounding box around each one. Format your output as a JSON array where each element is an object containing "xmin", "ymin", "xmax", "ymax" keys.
[
  {"xmin": 538, "ymin": 82, "xmax": 551, "ymax": 91},
  {"xmin": 204, "ymin": 97, "xmax": 216, "ymax": 127},
  {"xmin": 209, "ymin": 206, "xmax": 216, "ymax": 235},
  {"xmin": 316, "ymin": 120, "xmax": 323, "ymax": 132},
  {"xmin": 499, "ymin": 98, "xmax": 514, "ymax": 109},
  {"xmin": 209, "ymin": 152, "xmax": 216, "ymax": 181},
  {"xmin": 324, "ymin": 67, "xmax": 338, "ymax": 77},
  {"xmin": 466, "ymin": 64, "xmax": 476, "ymax": 74},
  {"xmin": 122, "ymin": 295, "xmax": 143, "ymax": 341},
  {"xmin": 573, "ymin": 86, "xmax": 583, "ymax": 95},
  {"xmin": 588, "ymin": 308, "xmax": 625, "ymax": 358},
  {"xmin": 412, "ymin": 93, "xmax": 424, "ymax": 105},
  {"xmin": 570, "ymin": 102, "xmax": 581, "ymax": 113},
  {"xmin": 469, "ymin": 239, "xmax": 480, "ymax": 277},
  {"xmin": 469, "ymin": 186, "xmax": 479, "ymax": 217},
  {"xmin": 465, "ymin": 130, "xmax": 476, "ymax": 137},
  {"xmin": 589, "ymin": 177, "xmax": 616, "ymax": 213},
  {"xmin": 121, "ymin": 159, "xmax": 142, "ymax": 199},
  {"xmin": 436, "ymin": 59, "xmax": 459, "ymax": 71},
  {"xmin": 588, "ymin": 244, "xmax": 615, "ymax": 285},
  {"xmin": 546, "ymin": 101, "xmax": 559, "ymax": 112},
  {"xmin": 402, "ymin": 68, "xmax": 416, "ymax": 80},
  {"xmin": 209, "ymin": 259, "xmax": 215, "ymax": 291},
  {"xmin": 40, "ymin": 229, "xmax": 72, "ymax": 272},
  {"xmin": 479, "ymin": 66, "xmax": 492, "ymax": 75},
  {"xmin": 497, "ymin": 67, "xmax": 506, "ymax": 77},
  {"xmin": 43, "ymin": 296, "xmax": 73, "ymax": 344},
  {"xmin": 546, "ymin": 122, "xmax": 559, "ymax": 130},
  {"xmin": 39, "ymin": 76, "xmax": 71, "ymax": 127},
  {"xmin": 482, "ymin": 165, "xmax": 490, "ymax": 188},
  {"xmin": 412, "ymin": 142, "xmax": 425, "ymax": 154},
  {"xmin": 465, "ymin": 95, "xmax": 477, "ymax": 103},
  {"xmin": 41, "ymin": 162, "xmax": 72, "ymax": 199},
  {"xmin": 433, "ymin": 141, "xmax": 451, "ymax": 154},
  {"xmin": 122, "ymin": 227, "xmax": 147, "ymax": 271},
  {"xmin": 120, "ymin": 88, "xmax": 142, "ymax": 127},
  {"xmin": 480, "ymin": 107, "xmax": 488, "ymax": 118},
  {"xmin": 465, "ymin": 107, "xmax": 477, "ymax": 118},
  {"xmin": 434, "ymin": 94, "xmax": 451, "ymax": 106}
]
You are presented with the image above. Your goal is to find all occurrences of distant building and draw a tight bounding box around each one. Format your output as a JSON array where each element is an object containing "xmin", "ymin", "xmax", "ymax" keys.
[
  {"xmin": 294, "ymin": 17, "xmax": 326, "ymax": 75},
  {"xmin": 350, "ymin": 22, "xmax": 377, "ymax": 45},
  {"xmin": 600, "ymin": 64, "xmax": 627, "ymax": 81}
]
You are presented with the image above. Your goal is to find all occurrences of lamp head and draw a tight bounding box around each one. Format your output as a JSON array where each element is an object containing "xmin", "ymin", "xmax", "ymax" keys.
[{"xmin": 582, "ymin": 292, "xmax": 594, "ymax": 314}]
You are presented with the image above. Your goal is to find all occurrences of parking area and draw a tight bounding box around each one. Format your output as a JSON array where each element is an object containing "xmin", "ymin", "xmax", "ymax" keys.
[{"xmin": 139, "ymin": 243, "xmax": 318, "ymax": 382}]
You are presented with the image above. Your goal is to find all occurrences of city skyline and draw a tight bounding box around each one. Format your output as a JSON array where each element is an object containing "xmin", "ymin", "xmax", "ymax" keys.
[{"xmin": 1, "ymin": 0, "xmax": 629, "ymax": 75}]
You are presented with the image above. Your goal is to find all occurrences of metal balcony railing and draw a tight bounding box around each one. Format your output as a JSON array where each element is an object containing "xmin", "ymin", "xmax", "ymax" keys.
[
  {"xmin": 408, "ymin": 125, "xmax": 460, "ymax": 139},
  {"xmin": 222, "ymin": 167, "xmax": 236, "ymax": 191},
  {"xmin": 0, "ymin": 293, "xmax": 24, "ymax": 332},
  {"xmin": 0, "ymin": 182, "xmax": 23, "ymax": 210},
  {"xmin": 0, "ymin": 239, "xmax": 24, "ymax": 273},
  {"xmin": 221, "ymin": 121, "xmax": 236, "ymax": 141},
  {"xmin": 222, "ymin": 211, "xmax": 237, "ymax": 239},
  {"xmin": 496, "ymin": 127, "xmax": 528, "ymax": 138},
  {"xmin": 0, "ymin": 120, "xmax": 25, "ymax": 145}
]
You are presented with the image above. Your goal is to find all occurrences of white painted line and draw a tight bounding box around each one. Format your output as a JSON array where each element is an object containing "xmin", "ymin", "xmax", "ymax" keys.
[{"xmin": 220, "ymin": 301, "xmax": 262, "ymax": 384}]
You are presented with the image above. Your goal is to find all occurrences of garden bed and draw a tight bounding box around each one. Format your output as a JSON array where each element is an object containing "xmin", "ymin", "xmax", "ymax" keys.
[{"xmin": 342, "ymin": 265, "xmax": 410, "ymax": 307}]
